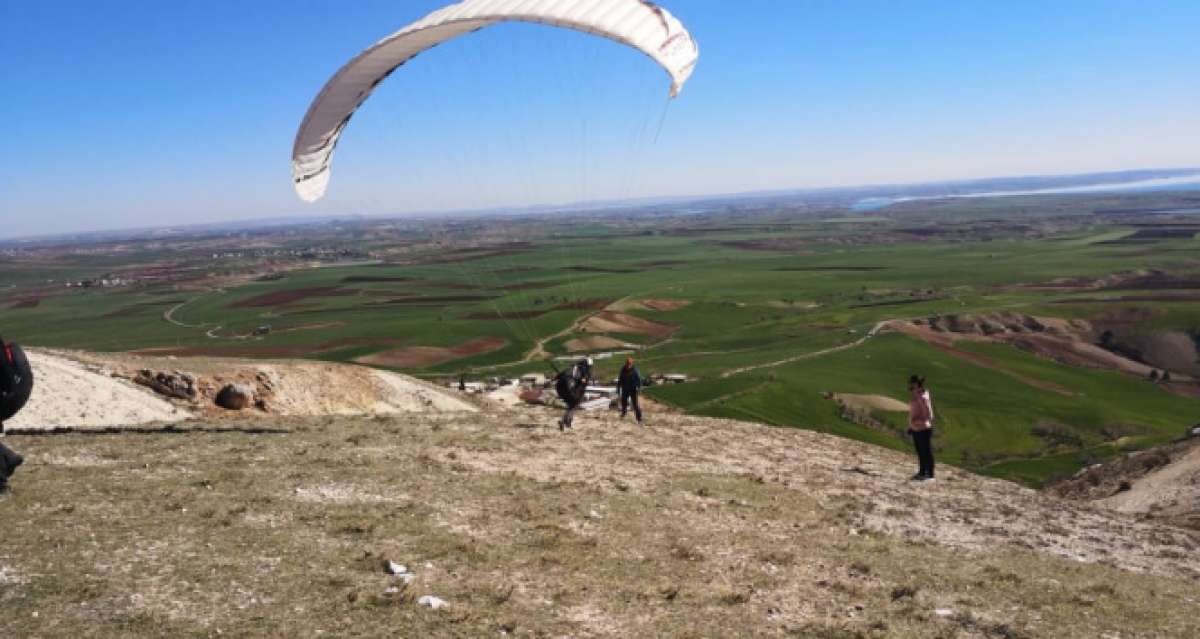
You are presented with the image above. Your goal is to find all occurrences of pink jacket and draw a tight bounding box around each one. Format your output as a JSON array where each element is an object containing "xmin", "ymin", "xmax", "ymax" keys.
[{"xmin": 909, "ymin": 390, "xmax": 934, "ymax": 430}]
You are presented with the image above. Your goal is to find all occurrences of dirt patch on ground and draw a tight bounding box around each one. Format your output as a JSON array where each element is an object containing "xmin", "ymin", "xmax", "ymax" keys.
[
  {"xmin": 1007, "ymin": 334, "xmax": 1158, "ymax": 378},
  {"xmin": 5, "ymin": 350, "xmax": 189, "ymax": 430},
  {"xmin": 580, "ymin": 311, "xmax": 678, "ymax": 339},
  {"xmin": 355, "ymin": 337, "xmax": 507, "ymax": 369},
  {"xmin": 9, "ymin": 297, "xmax": 41, "ymax": 309},
  {"xmin": 1052, "ymin": 439, "xmax": 1200, "ymax": 530},
  {"xmin": 230, "ymin": 286, "xmax": 359, "ymax": 308},
  {"xmin": 1103, "ymin": 271, "xmax": 1200, "ymax": 290},
  {"xmin": 834, "ymin": 393, "xmax": 910, "ymax": 413},
  {"xmin": 638, "ymin": 299, "xmax": 692, "ymax": 312},
  {"xmin": 22, "ymin": 349, "xmax": 479, "ymax": 427},
  {"xmin": 1160, "ymin": 382, "xmax": 1200, "ymax": 398},
  {"xmin": 1097, "ymin": 331, "xmax": 1200, "ymax": 378},
  {"xmin": 563, "ymin": 336, "xmax": 633, "ymax": 353}
]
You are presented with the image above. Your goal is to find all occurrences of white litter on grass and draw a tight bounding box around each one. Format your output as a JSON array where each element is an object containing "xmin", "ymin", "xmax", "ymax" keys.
[
  {"xmin": 292, "ymin": 484, "xmax": 401, "ymax": 504},
  {"xmin": 587, "ymin": 509, "xmax": 602, "ymax": 520},
  {"xmin": 934, "ymin": 608, "xmax": 954, "ymax": 617},
  {"xmin": 0, "ymin": 566, "xmax": 25, "ymax": 585},
  {"xmin": 383, "ymin": 560, "xmax": 416, "ymax": 584},
  {"xmin": 418, "ymin": 595, "xmax": 447, "ymax": 610},
  {"xmin": 580, "ymin": 397, "xmax": 611, "ymax": 412}
]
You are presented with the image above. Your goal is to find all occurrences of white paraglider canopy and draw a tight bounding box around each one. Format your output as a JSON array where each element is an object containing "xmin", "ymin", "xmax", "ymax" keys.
[{"xmin": 291, "ymin": 0, "xmax": 699, "ymax": 203}]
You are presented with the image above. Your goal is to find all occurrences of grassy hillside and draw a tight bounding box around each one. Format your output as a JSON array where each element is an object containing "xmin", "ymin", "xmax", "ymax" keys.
[
  {"xmin": 2, "ymin": 411, "xmax": 1197, "ymax": 637},
  {"xmin": 650, "ymin": 333, "xmax": 1197, "ymax": 485}
]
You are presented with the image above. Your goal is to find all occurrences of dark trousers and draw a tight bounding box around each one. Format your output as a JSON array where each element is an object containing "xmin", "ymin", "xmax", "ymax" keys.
[
  {"xmin": 620, "ymin": 392, "xmax": 642, "ymax": 422},
  {"xmin": 561, "ymin": 394, "xmax": 583, "ymax": 428},
  {"xmin": 912, "ymin": 429, "xmax": 934, "ymax": 477},
  {"xmin": 0, "ymin": 439, "xmax": 22, "ymax": 485}
]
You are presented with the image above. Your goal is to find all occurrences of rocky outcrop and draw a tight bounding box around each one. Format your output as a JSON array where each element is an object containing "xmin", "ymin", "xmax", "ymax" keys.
[
  {"xmin": 215, "ymin": 383, "xmax": 256, "ymax": 411},
  {"xmin": 133, "ymin": 369, "xmax": 199, "ymax": 401}
]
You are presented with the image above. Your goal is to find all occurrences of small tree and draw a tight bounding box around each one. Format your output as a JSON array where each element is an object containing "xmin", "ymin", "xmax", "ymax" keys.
[
  {"xmin": 1149, "ymin": 369, "xmax": 1160, "ymax": 382},
  {"xmin": 1162, "ymin": 371, "xmax": 1172, "ymax": 383}
]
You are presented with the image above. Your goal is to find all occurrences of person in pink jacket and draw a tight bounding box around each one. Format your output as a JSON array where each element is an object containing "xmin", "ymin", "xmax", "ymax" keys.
[{"xmin": 907, "ymin": 375, "xmax": 935, "ymax": 481}]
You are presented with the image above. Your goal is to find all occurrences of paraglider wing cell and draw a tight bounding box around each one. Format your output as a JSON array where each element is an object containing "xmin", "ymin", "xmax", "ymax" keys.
[{"xmin": 291, "ymin": 0, "xmax": 699, "ymax": 202}]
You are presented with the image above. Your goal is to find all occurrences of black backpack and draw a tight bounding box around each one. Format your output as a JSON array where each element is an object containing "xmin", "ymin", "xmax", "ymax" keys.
[
  {"xmin": 0, "ymin": 338, "xmax": 34, "ymax": 422},
  {"xmin": 554, "ymin": 364, "xmax": 587, "ymax": 407}
]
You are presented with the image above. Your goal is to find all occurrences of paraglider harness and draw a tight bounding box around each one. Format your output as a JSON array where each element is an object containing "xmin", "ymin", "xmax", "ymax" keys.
[
  {"xmin": 0, "ymin": 336, "xmax": 34, "ymax": 425},
  {"xmin": 0, "ymin": 336, "xmax": 32, "ymax": 488},
  {"xmin": 551, "ymin": 360, "xmax": 590, "ymax": 409}
]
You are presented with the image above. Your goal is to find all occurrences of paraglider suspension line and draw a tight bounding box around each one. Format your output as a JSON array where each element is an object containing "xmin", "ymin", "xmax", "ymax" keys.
[{"xmin": 652, "ymin": 98, "xmax": 672, "ymax": 144}]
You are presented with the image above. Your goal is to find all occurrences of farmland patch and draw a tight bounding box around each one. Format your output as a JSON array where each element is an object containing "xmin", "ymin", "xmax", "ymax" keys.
[
  {"xmin": 102, "ymin": 299, "xmax": 186, "ymax": 318},
  {"xmin": 554, "ymin": 298, "xmax": 613, "ymax": 311},
  {"xmin": 637, "ymin": 299, "xmax": 692, "ymax": 312},
  {"xmin": 133, "ymin": 336, "xmax": 404, "ymax": 359},
  {"xmin": 354, "ymin": 337, "xmax": 507, "ymax": 368},
  {"xmin": 464, "ymin": 310, "xmax": 548, "ymax": 320},
  {"xmin": 564, "ymin": 336, "xmax": 634, "ymax": 352},
  {"xmin": 773, "ymin": 266, "xmax": 887, "ymax": 272},
  {"xmin": 379, "ymin": 294, "xmax": 495, "ymax": 305},
  {"xmin": 230, "ymin": 287, "xmax": 359, "ymax": 308},
  {"xmin": 340, "ymin": 275, "xmax": 415, "ymax": 283},
  {"xmin": 564, "ymin": 266, "xmax": 637, "ymax": 274},
  {"xmin": 581, "ymin": 311, "xmax": 677, "ymax": 339}
]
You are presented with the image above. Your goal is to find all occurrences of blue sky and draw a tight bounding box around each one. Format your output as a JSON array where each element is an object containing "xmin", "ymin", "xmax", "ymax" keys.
[{"xmin": 2, "ymin": 0, "xmax": 1198, "ymax": 238}]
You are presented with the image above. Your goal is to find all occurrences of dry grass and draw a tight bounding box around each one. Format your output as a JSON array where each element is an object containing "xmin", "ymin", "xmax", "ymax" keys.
[{"xmin": 1, "ymin": 410, "xmax": 1197, "ymax": 637}]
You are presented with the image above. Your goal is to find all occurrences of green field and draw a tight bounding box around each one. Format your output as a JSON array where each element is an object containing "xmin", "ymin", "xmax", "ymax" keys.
[{"xmin": 4, "ymin": 192, "xmax": 1199, "ymax": 485}]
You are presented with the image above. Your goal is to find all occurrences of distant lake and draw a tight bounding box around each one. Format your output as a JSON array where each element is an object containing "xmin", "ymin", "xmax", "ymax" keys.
[{"xmin": 851, "ymin": 174, "xmax": 1200, "ymax": 211}]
